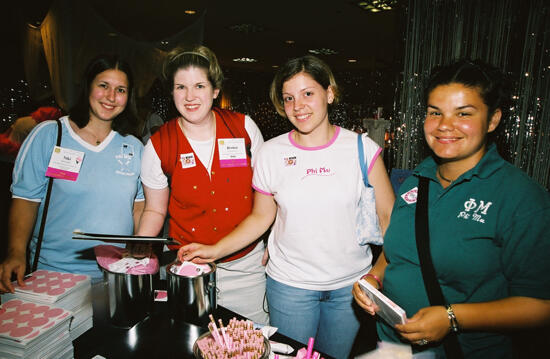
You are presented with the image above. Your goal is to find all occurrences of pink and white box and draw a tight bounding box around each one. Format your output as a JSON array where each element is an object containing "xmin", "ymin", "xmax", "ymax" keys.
[
  {"xmin": 1, "ymin": 270, "xmax": 93, "ymax": 341},
  {"xmin": 0, "ymin": 298, "xmax": 73, "ymax": 359}
]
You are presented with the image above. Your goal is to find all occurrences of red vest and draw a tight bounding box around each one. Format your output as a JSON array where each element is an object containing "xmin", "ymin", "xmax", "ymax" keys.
[{"xmin": 151, "ymin": 108, "xmax": 256, "ymax": 262}]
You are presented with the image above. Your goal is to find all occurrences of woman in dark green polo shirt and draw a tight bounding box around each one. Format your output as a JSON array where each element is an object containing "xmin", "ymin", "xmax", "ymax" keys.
[{"xmin": 353, "ymin": 59, "xmax": 550, "ymax": 358}]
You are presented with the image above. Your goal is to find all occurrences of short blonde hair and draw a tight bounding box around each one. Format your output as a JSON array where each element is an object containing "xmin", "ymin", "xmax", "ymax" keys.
[
  {"xmin": 162, "ymin": 44, "xmax": 224, "ymax": 90},
  {"xmin": 269, "ymin": 55, "xmax": 340, "ymax": 117}
]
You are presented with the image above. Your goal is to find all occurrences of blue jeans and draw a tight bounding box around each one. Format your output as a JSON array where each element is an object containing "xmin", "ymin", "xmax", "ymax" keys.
[{"xmin": 266, "ymin": 276, "xmax": 360, "ymax": 359}]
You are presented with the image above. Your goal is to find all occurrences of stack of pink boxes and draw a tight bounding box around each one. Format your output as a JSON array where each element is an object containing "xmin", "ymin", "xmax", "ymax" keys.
[
  {"xmin": 1, "ymin": 270, "xmax": 93, "ymax": 342},
  {"xmin": 0, "ymin": 298, "xmax": 73, "ymax": 358}
]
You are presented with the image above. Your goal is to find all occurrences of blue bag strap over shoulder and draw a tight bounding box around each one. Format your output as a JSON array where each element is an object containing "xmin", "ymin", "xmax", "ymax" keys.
[{"xmin": 357, "ymin": 133, "xmax": 372, "ymax": 188}]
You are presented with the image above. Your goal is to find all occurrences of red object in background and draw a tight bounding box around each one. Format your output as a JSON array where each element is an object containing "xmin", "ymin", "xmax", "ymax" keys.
[
  {"xmin": 30, "ymin": 107, "xmax": 63, "ymax": 124},
  {"xmin": 0, "ymin": 106, "xmax": 63, "ymax": 159},
  {"xmin": 0, "ymin": 134, "xmax": 21, "ymax": 157}
]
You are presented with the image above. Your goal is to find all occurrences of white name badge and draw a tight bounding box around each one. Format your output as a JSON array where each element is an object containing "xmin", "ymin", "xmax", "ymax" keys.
[
  {"xmin": 45, "ymin": 146, "xmax": 85, "ymax": 181},
  {"xmin": 218, "ymin": 138, "xmax": 247, "ymax": 168},
  {"xmin": 180, "ymin": 153, "xmax": 196, "ymax": 168}
]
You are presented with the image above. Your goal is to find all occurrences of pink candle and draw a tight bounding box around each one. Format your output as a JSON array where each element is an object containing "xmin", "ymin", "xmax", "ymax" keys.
[{"xmin": 305, "ymin": 337, "xmax": 315, "ymax": 359}]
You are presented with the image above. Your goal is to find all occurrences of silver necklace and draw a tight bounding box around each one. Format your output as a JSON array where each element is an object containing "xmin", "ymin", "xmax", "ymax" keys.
[{"xmin": 437, "ymin": 167, "xmax": 454, "ymax": 183}]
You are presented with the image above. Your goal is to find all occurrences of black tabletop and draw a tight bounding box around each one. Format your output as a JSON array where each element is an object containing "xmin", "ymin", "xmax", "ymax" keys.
[{"xmin": 73, "ymin": 280, "xmax": 321, "ymax": 359}]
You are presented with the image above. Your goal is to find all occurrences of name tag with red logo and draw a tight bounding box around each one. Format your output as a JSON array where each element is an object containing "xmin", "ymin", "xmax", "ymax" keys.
[
  {"xmin": 179, "ymin": 153, "xmax": 196, "ymax": 168},
  {"xmin": 401, "ymin": 187, "xmax": 418, "ymax": 204}
]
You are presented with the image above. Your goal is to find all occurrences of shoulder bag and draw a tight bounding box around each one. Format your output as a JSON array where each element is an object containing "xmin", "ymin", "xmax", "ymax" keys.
[{"xmin": 356, "ymin": 133, "xmax": 384, "ymax": 246}]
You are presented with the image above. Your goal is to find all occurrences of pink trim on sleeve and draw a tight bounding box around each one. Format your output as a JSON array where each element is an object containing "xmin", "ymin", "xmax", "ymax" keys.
[
  {"xmin": 252, "ymin": 184, "xmax": 273, "ymax": 196},
  {"xmin": 367, "ymin": 147, "xmax": 383, "ymax": 174}
]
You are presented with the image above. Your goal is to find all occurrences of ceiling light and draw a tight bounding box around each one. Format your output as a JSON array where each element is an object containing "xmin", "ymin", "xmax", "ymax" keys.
[
  {"xmin": 308, "ymin": 48, "xmax": 338, "ymax": 55},
  {"xmin": 228, "ymin": 23, "xmax": 265, "ymax": 34},
  {"xmin": 348, "ymin": 59, "xmax": 357, "ymax": 63},
  {"xmin": 233, "ymin": 57, "xmax": 258, "ymax": 63},
  {"xmin": 184, "ymin": 10, "xmax": 196, "ymax": 15},
  {"xmin": 285, "ymin": 40, "xmax": 295, "ymax": 44},
  {"xmin": 355, "ymin": 0, "xmax": 398, "ymax": 12}
]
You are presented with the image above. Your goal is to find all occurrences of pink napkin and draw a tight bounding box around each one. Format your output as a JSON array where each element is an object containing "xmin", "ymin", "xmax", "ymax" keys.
[
  {"xmin": 172, "ymin": 261, "xmax": 211, "ymax": 277},
  {"xmin": 94, "ymin": 245, "xmax": 159, "ymax": 275}
]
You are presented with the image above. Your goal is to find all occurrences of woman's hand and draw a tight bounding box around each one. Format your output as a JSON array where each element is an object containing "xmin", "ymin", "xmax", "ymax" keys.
[
  {"xmin": 395, "ymin": 306, "xmax": 450, "ymax": 345},
  {"xmin": 0, "ymin": 253, "xmax": 27, "ymax": 293},
  {"xmin": 1, "ymin": 199, "xmax": 39, "ymax": 293},
  {"xmin": 125, "ymin": 243, "xmax": 152, "ymax": 259},
  {"xmin": 178, "ymin": 243, "xmax": 221, "ymax": 264},
  {"xmin": 352, "ymin": 281, "xmax": 379, "ymax": 316}
]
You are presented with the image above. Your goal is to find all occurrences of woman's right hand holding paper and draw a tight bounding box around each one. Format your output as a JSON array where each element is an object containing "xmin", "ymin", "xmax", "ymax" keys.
[
  {"xmin": 353, "ymin": 251, "xmax": 388, "ymax": 316},
  {"xmin": 352, "ymin": 280, "xmax": 379, "ymax": 316}
]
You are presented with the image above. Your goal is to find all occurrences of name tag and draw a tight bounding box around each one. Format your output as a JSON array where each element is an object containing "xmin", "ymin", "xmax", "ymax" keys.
[
  {"xmin": 45, "ymin": 146, "xmax": 84, "ymax": 181},
  {"xmin": 401, "ymin": 187, "xmax": 418, "ymax": 204},
  {"xmin": 218, "ymin": 138, "xmax": 247, "ymax": 168},
  {"xmin": 180, "ymin": 153, "xmax": 196, "ymax": 168}
]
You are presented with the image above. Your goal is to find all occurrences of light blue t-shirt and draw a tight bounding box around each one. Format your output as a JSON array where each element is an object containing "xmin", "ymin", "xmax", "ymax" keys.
[{"xmin": 12, "ymin": 116, "xmax": 144, "ymax": 279}]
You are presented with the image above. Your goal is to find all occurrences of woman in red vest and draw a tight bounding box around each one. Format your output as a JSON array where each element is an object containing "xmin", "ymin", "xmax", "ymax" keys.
[{"xmin": 137, "ymin": 45, "xmax": 268, "ymax": 324}]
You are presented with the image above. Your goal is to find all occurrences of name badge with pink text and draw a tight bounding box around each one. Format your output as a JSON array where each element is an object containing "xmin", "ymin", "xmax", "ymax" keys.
[
  {"xmin": 45, "ymin": 146, "xmax": 84, "ymax": 181},
  {"xmin": 218, "ymin": 138, "xmax": 247, "ymax": 168}
]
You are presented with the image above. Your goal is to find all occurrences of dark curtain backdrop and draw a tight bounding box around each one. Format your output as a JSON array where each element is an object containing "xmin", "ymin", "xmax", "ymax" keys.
[{"xmin": 23, "ymin": 0, "xmax": 205, "ymax": 111}]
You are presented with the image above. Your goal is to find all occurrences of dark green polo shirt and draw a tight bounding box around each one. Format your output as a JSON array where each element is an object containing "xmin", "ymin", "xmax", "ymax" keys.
[{"xmin": 378, "ymin": 144, "xmax": 550, "ymax": 358}]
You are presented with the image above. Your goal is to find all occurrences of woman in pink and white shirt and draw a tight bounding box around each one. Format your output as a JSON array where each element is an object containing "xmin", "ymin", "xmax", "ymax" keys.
[{"xmin": 179, "ymin": 55, "xmax": 395, "ymax": 359}]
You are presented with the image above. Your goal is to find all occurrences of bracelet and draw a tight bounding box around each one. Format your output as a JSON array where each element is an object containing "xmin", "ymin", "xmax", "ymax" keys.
[
  {"xmin": 446, "ymin": 304, "xmax": 460, "ymax": 333},
  {"xmin": 361, "ymin": 273, "xmax": 383, "ymax": 290}
]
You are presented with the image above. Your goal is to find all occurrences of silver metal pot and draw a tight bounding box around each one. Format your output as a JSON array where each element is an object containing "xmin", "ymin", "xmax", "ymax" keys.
[
  {"xmin": 102, "ymin": 268, "xmax": 154, "ymax": 328},
  {"xmin": 166, "ymin": 261, "xmax": 216, "ymax": 326}
]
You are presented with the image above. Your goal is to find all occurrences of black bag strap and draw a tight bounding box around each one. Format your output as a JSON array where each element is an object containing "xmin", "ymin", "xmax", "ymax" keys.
[
  {"xmin": 32, "ymin": 119, "xmax": 62, "ymax": 272},
  {"xmin": 415, "ymin": 176, "xmax": 464, "ymax": 359}
]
